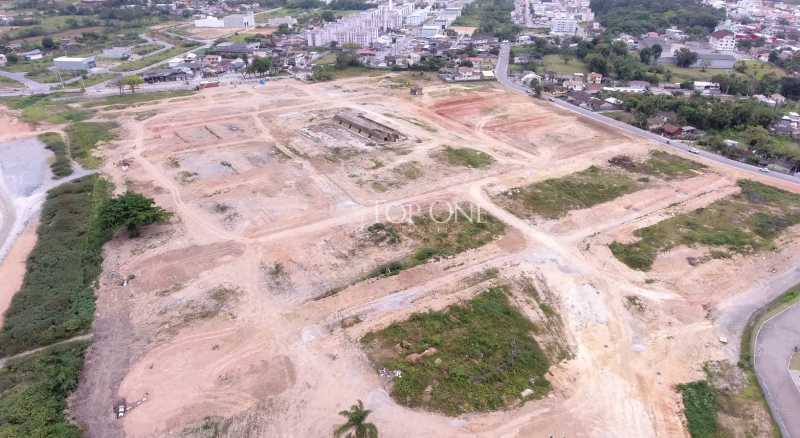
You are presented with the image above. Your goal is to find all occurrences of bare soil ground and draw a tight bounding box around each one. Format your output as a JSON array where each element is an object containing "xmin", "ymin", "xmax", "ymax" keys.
[{"xmin": 69, "ymin": 77, "xmax": 800, "ymax": 438}]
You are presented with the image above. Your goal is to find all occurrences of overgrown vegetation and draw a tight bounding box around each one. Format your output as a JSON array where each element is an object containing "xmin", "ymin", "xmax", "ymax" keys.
[
  {"xmin": 38, "ymin": 132, "xmax": 72, "ymax": 178},
  {"xmin": 0, "ymin": 94, "xmax": 92, "ymax": 124},
  {"xmin": 361, "ymin": 287, "xmax": 551, "ymax": 415},
  {"xmin": 453, "ymin": 0, "xmax": 519, "ymax": 40},
  {"xmin": 99, "ymin": 191, "xmax": 172, "ymax": 237},
  {"xmin": 64, "ymin": 121, "xmax": 118, "ymax": 168},
  {"xmin": 499, "ymin": 166, "xmax": 641, "ymax": 220},
  {"xmin": 610, "ymin": 180, "xmax": 800, "ymax": 270},
  {"xmin": 677, "ymin": 380, "xmax": 718, "ymax": 438},
  {"xmin": 440, "ymin": 146, "xmax": 495, "ymax": 169},
  {"xmin": 0, "ymin": 176, "xmax": 111, "ymax": 356},
  {"xmin": 0, "ymin": 342, "xmax": 88, "ymax": 438},
  {"xmin": 498, "ymin": 152, "xmax": 704, "ymax": 221},
  {"xmin": 591, "ymin": 0, "xmax": 723, "ymax": 36},
  {"xmin": 366, "ymin": 206, "xmax": 505, "ymax": 278}
]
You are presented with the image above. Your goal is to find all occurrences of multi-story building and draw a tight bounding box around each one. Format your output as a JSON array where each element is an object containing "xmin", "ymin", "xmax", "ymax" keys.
[
  {"xmin": 709, "ymin": 29, "xmax": 736, "ymax": 52},
  {"xmin": 305, "ymin": 2, "xmax": 415, "ymax": 47}
]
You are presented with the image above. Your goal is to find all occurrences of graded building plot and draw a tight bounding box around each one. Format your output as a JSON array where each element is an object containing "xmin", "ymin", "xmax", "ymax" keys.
[
  {"xmin": 157, "ymin": 141, "xmax": 351, "ymax": 236},
  {"xmin": 610, "ymin": 180, "xmax": 800, "ymax": 271},
  {"xmin": 257, "ymin": 200, "xmax": 521, "ymax": 303},
  {"xmin": 265, "ymin": 107, "xmax": 511, "ymax": 202},
  {"xmin": 144, "ymin": 116, "xmax": 260, "ymax": 154}
]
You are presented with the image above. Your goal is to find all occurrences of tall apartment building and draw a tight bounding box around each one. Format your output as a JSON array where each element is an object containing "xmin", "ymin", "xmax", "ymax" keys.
[{"xmin": 305, "ymin": 2, "xmax": 415, "ymax": 47}]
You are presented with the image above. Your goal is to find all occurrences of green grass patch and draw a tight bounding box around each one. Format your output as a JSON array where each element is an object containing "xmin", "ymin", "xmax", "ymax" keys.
[
  {"xmin": 661, "ymin": 64, "xmax": 721, "ymax": 83},
  {"xmin": 440, "ymin": 146, "xmax": 495, "ymax": 169},
  {"xmin": 83, "ymin": 89, "xmax": 195, "ymax": 108},
  {"xmin": 0, "ymin": 175, "xmax": 112, "ymax": 356},
  {"xmin": 498, "ymin": 166, "xmax": 641, "ymax": 220},
  {"xmin": 677, "ymin": 380, "xmax": 719, "ymax": 438},
  {"xmin": 610, "ymin": 180, "xmax": 800, "ymax": 271},
  {"xmin": 366, "ymin": 207, "xmax": 505, "ymax": 279},
  {"xmin": 61, "ymin": 73, "xmax": 116, "ymax": 90},
  {"xmin": 0, "ymin": 75, "xmax": 22, "ymax": 88},
  {"xmin": 65, "ymin": 121, "xmax": 118, "ymax": 169},
  {"xmin": 132, "ymin": 43, "xmax": 162, "ymax": 56},
  {"xmin": 111, "ymin": 46, "xmax": 194, "ymax": 72},
  {"xmin": 0, "ymin": 94, "xmax": 93, "ymax": 125},
  {"xmin": 610, "ymin": 150, "xmax": 706, "ymax": 179},
  {"xmin": 26, "ymin": 69, "xmax": 80, "ymax": 84},
  {"xmin": 38, "ymin": 132, "xmax": 73, "ymax": 178},
  {"xmin": 0, "ymin": 341, "xmax": 88, "ymax": 438},
  {"xmin": 542, "ymin": 54, "xmax": 588, "ymax": 75},
  {"xmin": 361, "ymin": 287, "xmax": 551, "ymax": 415}
]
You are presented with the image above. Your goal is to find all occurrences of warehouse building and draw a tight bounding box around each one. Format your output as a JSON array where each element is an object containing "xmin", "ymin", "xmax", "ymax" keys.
[{"xmin": 53, "ymin": 56, "xmax": 96, "ymax": 71}]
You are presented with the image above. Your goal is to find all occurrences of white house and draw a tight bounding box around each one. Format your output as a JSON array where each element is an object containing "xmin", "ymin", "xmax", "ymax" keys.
[{"xmin": 709, "ymin": 30, "xmax": 736, "ymax": 52}]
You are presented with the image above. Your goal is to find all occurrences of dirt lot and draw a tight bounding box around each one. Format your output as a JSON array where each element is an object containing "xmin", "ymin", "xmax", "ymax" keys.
[{"xmin": 69, "ymin": 76, "xmax": 800, "ymax": 438}]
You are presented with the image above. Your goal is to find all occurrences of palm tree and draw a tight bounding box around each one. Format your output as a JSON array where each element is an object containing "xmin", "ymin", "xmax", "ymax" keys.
[{"xmin": 334, "ymin": 400, "xmax": 378, "ymax": 438}]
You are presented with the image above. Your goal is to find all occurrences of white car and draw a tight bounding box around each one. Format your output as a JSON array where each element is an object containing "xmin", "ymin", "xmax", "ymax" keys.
[
  {"xmin": 759, "ymin": 167, "xmax": 770, "ymax": 173},
  {"xmin": 688, "ymin": 147, "xmax": 700, "ymax": 154}
]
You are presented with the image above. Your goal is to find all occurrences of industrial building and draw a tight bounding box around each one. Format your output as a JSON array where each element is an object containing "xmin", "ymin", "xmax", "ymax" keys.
[
  {"xmin": 53, "ymin": 56, "xmax": 96, "ymax": 71},
  {"xmin": 333, "ymin": 111, "xmax": 401, "ymax": 142}
]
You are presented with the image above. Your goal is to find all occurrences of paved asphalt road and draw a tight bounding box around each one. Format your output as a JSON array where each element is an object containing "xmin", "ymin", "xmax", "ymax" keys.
[
  {"xmin": 495, "ymin": 43, "xmax": 800, "ymax": 188},
  {"xmin": 755, "ymin": 303, "xmax": 800, "ymax": 438},
  {"xmin": 495, "ymin": 42, "xmax": 800, "ymax": 437}
]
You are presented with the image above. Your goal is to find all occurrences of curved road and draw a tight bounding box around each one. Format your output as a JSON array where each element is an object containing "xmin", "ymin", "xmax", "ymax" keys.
[
  {"xmin": 495, "ymin": 42, "xmax": 800, "ymax": 437},
  {"xmin": 755, "ymin": 303, "xmax": 800, "ymax": 438}
]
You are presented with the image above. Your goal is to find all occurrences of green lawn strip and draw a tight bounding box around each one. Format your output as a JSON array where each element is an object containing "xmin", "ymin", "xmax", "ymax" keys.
[
  {"xmin": 677, "ymin": 380, "xmax": 719, "ymax": 438},
  {"xmin": 0, "ymin": 95, "xmax": 93, "ymax": 125},
  {"xmin": 65, "ymin": 121, "xmax": 118, "ymax": 169},
  {"xmin": 440, "ymin": 146, "xmax": 495, "ymax": 169},
  {"xmin": 0, "ymin": 341, "xmax": 88, "ymax": 438},
  {"xmin": 500, "ymin": 165, "xmax": 642, "ymax": 220},
  {"xmin": 111, "ymin": 46, "xmax": 195, "ymax": 72},
  {"xmin": 366, "ymin": 207, "xmax": 505, "ymax": 279},
  {"xmin": 83, "ymin": 90, "xmax": 196, "ymax": 108},
  {"xmin": 610, "ymin": 180, "xmax": 800, "ymax": 271},
  {"xmin": 0, "ymin": 175, "xmax": 113, "ymax": 356},
  {"xmin": 361, "ymin": 287, "xmax": 551, "ymax": 415},
  {"xmin": 38, "ymin": 132, "xmax": 73, "ymax": 178},
  {"xmin": 542, "ymin": 54, "xmax": 588, "ymax": 75}
]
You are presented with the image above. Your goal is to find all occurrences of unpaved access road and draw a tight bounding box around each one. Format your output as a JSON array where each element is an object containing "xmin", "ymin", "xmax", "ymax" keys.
[{"xmin": 755, "ymin": 302, "xmax": 800, "ymax": 438}]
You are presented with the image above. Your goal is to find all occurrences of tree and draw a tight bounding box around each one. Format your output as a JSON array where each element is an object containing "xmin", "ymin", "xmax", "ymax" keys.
[
  {"xmin": 334, "ymin": 400, "xmax": 378, "ymax": 438},
  {"xmin": 245, "ymin": 57, "xmax": 272, "ymax": 77},
  {"xmin": 639, "ymin": 47, "xmax": 652, "ymax": 65},
  {"xmin": 321, "ymin": 10, "xmax": 336, "ymax": 21},
  {"xmin": 121, "ymin": 75, "xmax": 144, "ymax": 94},
  {"xmin": 41, "ymin": 36, "xmax": 57, "ymax": 50},
  {"xmin": 98, "ymin": 192, "xmax": 172, "ymax": 238},
  {"xmin": 651, "ymin": 43, "xmax": 662, "ymax": 62},
  {"xmin": 675, "ymin": 48, "xmax": 698, "ymax": 68}
]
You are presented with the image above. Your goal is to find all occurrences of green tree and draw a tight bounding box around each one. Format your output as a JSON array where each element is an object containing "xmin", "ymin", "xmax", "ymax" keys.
[
  {"xmin": 98, "ymin": 191, "xmax": 172, "ymax": 237},
  {"xmin": 334, "ymin": 400, "xmax": 378, "ymax": 438},
  {"xmin": 639, "ymin": 47, "xmax": 652, "ymax": 65},
  {"xmin": 120, "ymin": 75, "xmax": 144, "ymax": 94},
  {"xmin": 246, "ymin": 57, "xmax": 273, "ymax": 77},
  {"xmin": 41, "ymin": 36, "xmax": 57, "ymax": 50},
  {"xmin": 651, "ymin": 43, "xmax": 662, "ymax": 62},
  {"xmin": 675, "ymin": 48, "xmax": 698, "ymax": 68}
]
